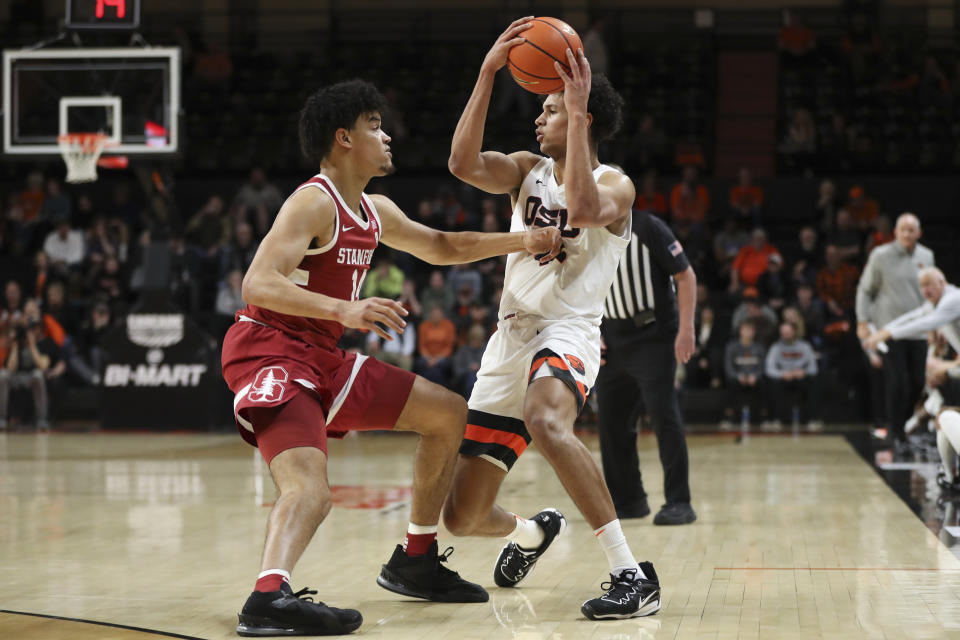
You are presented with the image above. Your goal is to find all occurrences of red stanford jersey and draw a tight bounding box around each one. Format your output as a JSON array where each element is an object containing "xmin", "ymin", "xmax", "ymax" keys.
[{"xmin": 238, "ymin": 174, "xmax": 382, "ymax": 349}]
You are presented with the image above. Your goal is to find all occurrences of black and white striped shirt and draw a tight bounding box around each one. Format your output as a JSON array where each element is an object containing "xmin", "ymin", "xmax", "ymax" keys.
[{"xmin": 603, "ymin": 211, "xmax": 690, "ymax": 341}]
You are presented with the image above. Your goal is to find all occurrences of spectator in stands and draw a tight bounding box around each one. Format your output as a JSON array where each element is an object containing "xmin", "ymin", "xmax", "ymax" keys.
[
  {"xmin": 42, "ymin": 281, "xmax": 76, "ymax": 341},
  {"xmin": 721, "ymin": 320, "xmax": 767, "ymax": 430},
  {"xmin": 366, "ymin": 321, "xmax": 417, "ymax": 372},
  {"xmin": 827, "ymin": 208, "xmax": 862, "ymax": 264},
  {"xmin": 43, "ymin": 215, "xmax": 85, "ymax": 277},
  {"xmin": 814, "ymin": 179, "xmax": 839, "ymax": 232},
  {"xmin": 582, "ymin": 16, "xmax": 609, "ymax": 75},
  {"xmin": 363, "ymin": 255, "xmax": 405, "ymax": 300},
  {"xmin": 788, "ymin": 226, "xmax": 821, "ymax": 288},
  {"xmin": 186, "ymin": 195, "xmax": 230, "ymax": 256},
  {"xmin": 108, "ymin": 183, "xmax": 141, "ymax": 230},
  {"xmin": 28, "ymin": 250, "xmax": 51, "ymax": 301},
  {"xmin": 396, "ymin": 279, "xmax": 423, "ymax": 324},
  {"xmin": 219, "ymin": 221, "xmax": 258, "ymax": 282},
  {"xmin": 71, "ymin": 300, "xmax": 111, "ymax": 386},
  {"xmin": 712, "ymin": 216, "xmax": 749, "ymax": 288},
  {"xmin": 216, "ymin": 269, "xmax": 246, "ymax": 318},
  {"xmin": 731, "ymin": 289, "xmax": 779, "ymax": 347},
  {"xmin": 846, "ymin": 185, "xmax": 878, "ymax": 231},
  {"xmin": 778, "ymin": 9, "xmax": 816, "ymax": 61},
  {"xmin": 631, "ymin": 115, "xmax": 669, "ymax": 174},
  {"xmin": 729, "ymin": 228, "xmax": 780, "ymax": 294},
  {"xmin": 686, "ymin": 305, "xmax": 725, "ymax": 389},
  {"xmin": 865, "ymin": 214, "xmax": 893, "ymax": 255},
  {"xmin": 18, "ymin": 172, "xmax": 44, "ymax": 228},
  {"xmin": 88, "ymin": 256, "xmax": 128, "ymax": 317},
  {"xmin": 41, "ymin": 179, "xmax": 70, "ymax": 224},
  {"xmin": 794, "ymin": 282, "xmax": 826, "ymax": 351},
  {"xmin": 446, "ymin": 263, "xmax": 482, "ymax": 303},
  {"xmin": 765, "ymin": 321, "xmax": 821, "ymax": 431},
  {"xmin": 634, "ymin": 171, "xmax": 668, "ymax": 219},
  {"xmin": 670, "ymin": 165, "xmax": 710, "ymax": 227},
  {"xmin": 416, "ymin": 306, "xmax": 455, "ymax": 387},
  {"xmin": 234, "ymin": 167, "xmax": 283, "ymax": 216},
  {"xmin": 756, "ymin": 253, "xmax": 789, "ymax": 311},
  {"xmin": 73, "ymin": 192, "xmax": 99, "ymax": 231},
  {"xmin": 452, "ymin": 324, "xmax": 488, "ymax": 398},
  {"xmin": 779, "ymin": 108, "xmax": 817, "ymax": 174},
  {"xmin": 1, "ymin": 313, "xmax": 61, "ymax": 430},
  {"xmin": 421, "ymin": 269, "xmax": 454, "ymax": 316},
  {"xmin": 1, "ymin": 280, "xmax": 23, "ymax": 331},
  {"xmin": 817, "ymin": 245, "xmax": 860, "ymax": 320},
  {"xmin": 729, "ymin": 167, "xmax": 764, "ymax": 228},
  {"xmin": 86, "ymin": 217, "xmax": 124, "ymax": 270}
]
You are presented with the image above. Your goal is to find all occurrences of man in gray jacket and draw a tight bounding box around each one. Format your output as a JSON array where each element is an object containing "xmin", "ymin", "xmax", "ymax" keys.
[
  {"xmin": 765, "ymin": 321, "xmax": 820, "ymax": 431},
  {"xmin": 856, "ymin": 213, "xmax": 935, "ymax": 445}
]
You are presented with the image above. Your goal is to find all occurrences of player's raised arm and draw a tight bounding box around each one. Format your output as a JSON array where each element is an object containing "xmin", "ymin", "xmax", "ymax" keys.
[
  {"xmin": 372, "ymin": 194, "xmax": 561, "ymax": 266},
  {"xmin": 241, "ymin": 189, "xmax": 407, "ymax": 340},
  {"xmin": 555, "ymin": 49, "xmax": 633, "ymax": 230},
  {"xmin": 448, "ymin": 17, "xmax": 541, "ymax": 194}
]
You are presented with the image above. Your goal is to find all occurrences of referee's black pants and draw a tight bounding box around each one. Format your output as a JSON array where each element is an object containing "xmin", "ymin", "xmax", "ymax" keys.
[
  {"xmin": 883, "ymin": 339, "xmax": 927, "ymax": 441},
  {"xmin": 596, "ymin": 336, "xmax": 691, "ymax": 510}
]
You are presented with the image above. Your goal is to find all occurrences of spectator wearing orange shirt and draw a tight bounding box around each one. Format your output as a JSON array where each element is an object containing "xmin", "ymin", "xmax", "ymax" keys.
[
  {"xmin": 816, "ymin": 245, "xmax": 860, "ymax": 320},
  {"xmin": 729, "ymin": 228, "xmax": 780, "ymax": 293},
  {"xmin": 670, "ymin": 165, "xmax": 710, "ymax": 227},
  {"xmin": 634, "ymin": 171, "xmax": 668, "ymax": 219},
  {"xmin": 729, "ymin": 167, "xmax": 764, "ymax": 228},
  {"xmin": 415, "ymin": 306, "xmax": 456, "ymax": 387},
  {"xmin": 778, "ymin": 10, "xmax": 816, "ymax": 59},
  {"xmin": 19, "ymin": 172, "xmax": 45, "ymax": 225},
  {"xmin": 865, "ymin": 215, "xmax": 894, "ymax": 255},
  {"xmin": 846, "ymin": 185, "xmax": 878, "ymax": 231}
]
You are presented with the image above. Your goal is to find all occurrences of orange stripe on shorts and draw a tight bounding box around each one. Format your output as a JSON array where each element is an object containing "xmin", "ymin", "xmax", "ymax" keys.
[{"xmin": 464, "ymin": 424, "xmax": 529, "ymax": 457}]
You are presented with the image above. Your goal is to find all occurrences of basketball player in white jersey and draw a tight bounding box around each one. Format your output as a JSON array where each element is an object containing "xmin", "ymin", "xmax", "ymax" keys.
[{"xmin": 444, "ymin": 17, "xmax": 661, "ymax": 620}]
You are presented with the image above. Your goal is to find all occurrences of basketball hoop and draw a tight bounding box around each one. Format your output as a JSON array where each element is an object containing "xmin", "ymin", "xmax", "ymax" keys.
[{"xmin": 57, "ymin": 133, "xmax": 129, "ymax": 183}]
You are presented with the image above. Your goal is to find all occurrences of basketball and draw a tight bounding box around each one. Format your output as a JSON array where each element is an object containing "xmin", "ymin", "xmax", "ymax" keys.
[{"xmin": 507, "ymin": 17, "xmax": 583, "ymax": 95}]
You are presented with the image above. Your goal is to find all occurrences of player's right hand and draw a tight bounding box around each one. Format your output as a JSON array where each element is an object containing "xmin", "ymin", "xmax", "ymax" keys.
[
  {"xmin": 481, "ymin": 17, "xmax": 534, "ymax": 73},
  {"xmin": 856, "ymin": 321, "xmax": 871, "ymax": 341},
  {"xmin": 339, "ymin": 297, "xmax": 407, "ymax": 341}
]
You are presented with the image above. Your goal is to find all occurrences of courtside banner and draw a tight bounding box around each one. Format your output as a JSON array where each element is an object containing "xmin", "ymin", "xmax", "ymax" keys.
[{"xmin": 100, "ymin": 295, "xmax": 219, "ymax": 430}]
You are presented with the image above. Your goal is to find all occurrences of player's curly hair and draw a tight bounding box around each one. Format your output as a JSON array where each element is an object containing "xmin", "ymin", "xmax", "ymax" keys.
[
  {"xmin": 299, "ymin": 79, "xmax": 387, "ymax": 167},
  {"xmin": 586, "ymin": 73, "xmax": 624, "ymax": 144}
]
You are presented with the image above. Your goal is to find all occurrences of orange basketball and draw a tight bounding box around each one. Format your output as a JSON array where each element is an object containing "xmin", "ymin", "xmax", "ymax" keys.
[{"xmin": 507, "ymin": 17, "xmax": 583, "ymax": 95}]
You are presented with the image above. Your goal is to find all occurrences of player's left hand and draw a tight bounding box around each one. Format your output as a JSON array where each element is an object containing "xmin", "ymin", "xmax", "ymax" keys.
[
  {"xmin": 524, "ymin": 226, "xmax": 563, "ymax": 264},
  {"xmin": 674, "ymin": 327, "xmax": 695, "ymax": 364},
  {"xmin": 555, "ymin": 48, "xmax": 591, "ymax": 115}
]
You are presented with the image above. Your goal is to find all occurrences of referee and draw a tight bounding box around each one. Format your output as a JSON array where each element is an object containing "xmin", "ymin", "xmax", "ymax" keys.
[{"xmin": 597, "ymin": 209, "xmax": 697, "ymax": 525}]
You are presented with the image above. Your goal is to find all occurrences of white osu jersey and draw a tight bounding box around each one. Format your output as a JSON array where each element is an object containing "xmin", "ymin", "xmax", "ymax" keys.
[{"xmin": 499, "ymin": 157, "xmax": 631, "ymax": 325}]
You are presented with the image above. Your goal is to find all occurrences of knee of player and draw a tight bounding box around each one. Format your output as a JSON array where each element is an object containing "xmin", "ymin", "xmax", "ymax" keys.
[
  {"xmin": 426, "ymin": 391, "xmax": 468, "ymax": 436},
  {"xmin": 282, "ymin": 483, "xmax": 333, "ymax": 517},
  {"xmin": 441, "ymin": 500, "xmax": 478, "ymax": 537},
  {"xmin": 524, "ymin": 412, "xmax": 571, "ymax": 450}
]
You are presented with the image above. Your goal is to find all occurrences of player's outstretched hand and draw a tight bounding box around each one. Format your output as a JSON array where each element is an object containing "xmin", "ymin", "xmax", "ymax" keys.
[
  {"xmin": 524, "ymin": 226, "xmax": 563, "ymax": 265},
  {"xmin": 481, "ymin": 17, "xmax": 534, "ymax": 74},
  {"xmin": 340, "ymin": 297, "xmax": 408, "ymax": 341},
  {"xmin": 555, "ymin": 48, "xmax": 591, "ymax": 115}
]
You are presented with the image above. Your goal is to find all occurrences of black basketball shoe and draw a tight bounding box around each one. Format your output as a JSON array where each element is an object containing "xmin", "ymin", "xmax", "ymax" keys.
[
  {"xmin": 494, "ymin": 508, "xmax": 567, "ymax": 588},
  {"xmin": 377, "ymin": 540, "xmax": 489, "ymax": 602},
  {"xmin": 236, "ymin": 582, "xmax": 362, "ymax": 636},
  {"xmin": 580, "ymin": 563, "xmax": 661, "ymax": 620}
]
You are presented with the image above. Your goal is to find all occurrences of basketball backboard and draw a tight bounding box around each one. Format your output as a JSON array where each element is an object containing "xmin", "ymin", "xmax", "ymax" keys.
[{"xmin": 2, "ymin": 47, "xmax": 180, "ymax": 157}]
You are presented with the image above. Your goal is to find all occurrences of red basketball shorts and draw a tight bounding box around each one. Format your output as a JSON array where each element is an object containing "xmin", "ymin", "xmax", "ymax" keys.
[{"xmin": 221, "ymin": 319, "xmax": 415, "ymax": 464}]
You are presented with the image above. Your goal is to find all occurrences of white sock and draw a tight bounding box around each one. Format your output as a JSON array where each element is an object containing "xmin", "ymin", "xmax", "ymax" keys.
[
  {"xmin": 594, "ymin": 519, "xmax": 644, "ymax": 578},
  {"xmin": 505, "ymin": 514, "xmax": 544, "ymax": 550},
  {"xmin": 938, "ymin": 430, "xmax": 957, "ymax": 482},
  {"xmin": 939, "ymin": 410, "xmax": 960, "ymax": 481}
]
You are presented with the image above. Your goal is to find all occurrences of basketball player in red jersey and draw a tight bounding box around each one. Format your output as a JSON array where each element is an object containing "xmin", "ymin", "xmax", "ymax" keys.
[
  {"xmin": 444, "ymin": 19, "xmax": 663, "ymax": 620},
  {"xmin": 222, "ymin": 79, "xmax": 561, "ymax": 637}
]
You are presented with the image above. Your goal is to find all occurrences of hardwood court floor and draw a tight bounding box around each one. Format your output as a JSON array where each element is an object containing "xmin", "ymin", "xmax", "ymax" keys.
[{"xmin": 2, "ymin": 430, "xmax": 960, "ymax": 640}]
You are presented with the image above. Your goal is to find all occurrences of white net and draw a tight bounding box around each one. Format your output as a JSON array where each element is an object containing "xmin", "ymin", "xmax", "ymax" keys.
[{"xmin": 58, "ymin": 133, "xmax": 108, "ymax": 183}]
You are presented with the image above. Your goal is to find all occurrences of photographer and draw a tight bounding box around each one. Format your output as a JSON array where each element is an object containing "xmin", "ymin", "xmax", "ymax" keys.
[{"xmin": 0, "ymin": 316, "xmax": 61, "ymax": 430}]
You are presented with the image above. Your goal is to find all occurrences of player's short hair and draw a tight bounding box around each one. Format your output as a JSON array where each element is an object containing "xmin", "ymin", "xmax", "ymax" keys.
[
  {"xmin": 299, "ymin": 80, "xmax": 387, "ymax": 166},
  {"xmin": 586, "ymin": 73, "xmax": 624, "ymax": 144}
]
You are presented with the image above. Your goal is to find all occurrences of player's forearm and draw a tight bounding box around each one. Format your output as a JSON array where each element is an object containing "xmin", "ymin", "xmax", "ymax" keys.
[
  {"xmin": 448, "ymin": 69, "xmax": 496, "ymax": 177},
  {"xmin": 428, "ymin": 230, "xmax": 527, "ymax": 265},
  {"xmin": 674, "ymin": 267, "xmax": 697, "ymax": 330},
  {"xmin": 563, "ymin": 112, "xmax": 602, "ymax": 227},
  {"xmin": 242, "ymin": 270, "xmax": 345, "ymax": 322}
]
